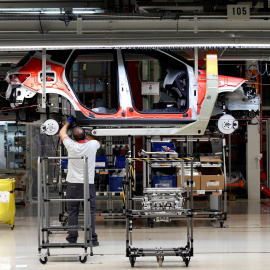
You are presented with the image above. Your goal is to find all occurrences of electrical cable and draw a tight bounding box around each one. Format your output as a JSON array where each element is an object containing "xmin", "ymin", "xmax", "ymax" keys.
[
  {"xmin": 247, "ymin": 63, "xmax": 270, "ymax": 78},
  {"xmin": 38, "ymin": 14, "xmax": 44, "ymax": 34},
  {"xmin": 13, "ymin": 124, "xmax": 21, "ymax": 173},
  {"xmin": 50, "ymin": 135, "xmax": 58, "ymax": 156}
]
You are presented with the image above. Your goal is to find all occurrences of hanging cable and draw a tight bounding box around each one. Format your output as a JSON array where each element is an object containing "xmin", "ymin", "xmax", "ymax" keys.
[
  {"xmin": 38, "ymin": 14, "xmax": 44, "ymax": 34},
  {"xmin": 247, "ymin": 63, "xmax": 270, "ymax": 78}
]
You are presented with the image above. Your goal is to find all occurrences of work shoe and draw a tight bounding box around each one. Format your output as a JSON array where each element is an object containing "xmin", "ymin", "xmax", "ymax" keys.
[
  {"xmin": 92, "ymin": 240, "xmax": 99, "ymax": 247},
  {"xmin": 66, "ymin": 236, "xmax": 77, "ymax": 243}
]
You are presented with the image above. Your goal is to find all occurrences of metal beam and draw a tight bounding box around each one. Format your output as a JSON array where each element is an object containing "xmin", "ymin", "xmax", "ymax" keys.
[
  {"xmin": 0, "ymin": 1, "xmax": 105, "ymax": 8},
  {"xmin": 0, "ymin": 17, "xmax": 268, "ymax": 51},
  {"xmin": 0, "ymin": 16, "xmax": 268, "ymax": 52},
  {"xmin": 0, "ymin": 32, "xmax": 269, "ymax": 51},
  {"xmin": 246, "ymin": 122, "xmax": 261, "ymax": 200},
  {"xmin": 41, "ymin": 48, "xmax": 46, "ymax": 108},
  {"xmin": 1, "ymin": 18, "xmax": 270, "ymax": 34}
]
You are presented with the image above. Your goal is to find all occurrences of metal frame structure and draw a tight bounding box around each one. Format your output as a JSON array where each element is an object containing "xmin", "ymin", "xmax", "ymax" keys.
[
  {"xmin": 177, "ymin": 136, "xmax": 227, "ymax": 227},
  {"xmin": 148, "ymin": 136, "xmax": 228, "ymax": 227},
  {"xmin": 37, "ymin": 155, "xmax": 93, "ymax": 264},
  {"xmin": 124, "ymin": 156, "xmax": 194, "ymax": 267},
  {"xmin": 262, "ymin": 120, "xmax": 270, "ymax": 189},
  {"xmin": 0, "ymin": 17, "xmax": 270, "ymax": 50}
]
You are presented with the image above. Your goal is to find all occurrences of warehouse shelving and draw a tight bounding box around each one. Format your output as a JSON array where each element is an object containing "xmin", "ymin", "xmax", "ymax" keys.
[{"xmin": 144, "ymin": 136, "xmax": 228, "ymax": 228}]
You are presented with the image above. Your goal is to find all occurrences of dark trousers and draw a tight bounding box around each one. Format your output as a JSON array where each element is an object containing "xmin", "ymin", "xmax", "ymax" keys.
[{"xmin": 66, "ymin": 182, "xmax": 97, "ymax": 242}]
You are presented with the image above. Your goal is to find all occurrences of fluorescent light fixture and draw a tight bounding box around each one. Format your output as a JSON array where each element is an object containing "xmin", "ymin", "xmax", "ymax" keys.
[
  {"xmin": 73, "ymin": 11, "xmax": 96, "ymax": 14},
  {"xmin": 0, "ymin": 8, "xmax": 103, "ymax": 14},
  {"xmin": 0, "ymin": 264, "xmax": 11, "ymax": 270},
  {"xmin": 2, "ymin": 44, "xmax": 270, "ymax": 50},
  {"xmin": 42, "ymin": 11, "xmax": 64, "ymax": 14}
]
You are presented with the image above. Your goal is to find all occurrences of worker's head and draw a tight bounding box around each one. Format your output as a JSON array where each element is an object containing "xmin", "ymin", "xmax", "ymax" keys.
[{"xmin": 73, "ymin": 126, "xmax": 86, "ymax": 141}]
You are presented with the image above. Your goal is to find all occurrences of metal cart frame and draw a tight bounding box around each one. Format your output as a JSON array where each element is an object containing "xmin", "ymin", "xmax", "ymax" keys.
[
  {"xmin": 150, "ymin": 136, "xmax": 228, "ymax": 228},
  {"xmin": 124, "ymin": 156, "xmax": 194, "ymax": 267},
  {"xmin": 37, "ymin": 156, "xmax": 93, "ymax": 264}
]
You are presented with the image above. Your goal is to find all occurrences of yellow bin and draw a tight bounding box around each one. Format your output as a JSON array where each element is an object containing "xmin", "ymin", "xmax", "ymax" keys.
[{"xmin": 0, "ymin": 179, "xmax": 16, "ymax": 229}]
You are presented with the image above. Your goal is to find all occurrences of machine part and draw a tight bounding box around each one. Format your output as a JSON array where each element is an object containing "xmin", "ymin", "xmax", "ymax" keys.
[
  {"xmin": 40, "ymin": 119, "xmax": 59, "ymax": 135},
  {"xmin": 218, "ymin": 114, "xmax": 238, "ymax": 134},
  {"xmin": 224, "ymin": 91, "xmax": 260, "ymax": 114},
  {"xmin": 142, "ymin": 188, "xmax": 185, "ymax": 219},
  {"xmin": 139, "ymin": 149, "xmax": 178, "ymax": 157}
]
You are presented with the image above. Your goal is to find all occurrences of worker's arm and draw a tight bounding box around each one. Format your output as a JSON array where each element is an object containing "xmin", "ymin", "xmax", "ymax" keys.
[
  {"xmin": 86, "ymin": 133, "xmax": 102, "ymax": 147},
  {"xmin": 59, "ymin": 116, "xmax": 74, "ymax": 141}
]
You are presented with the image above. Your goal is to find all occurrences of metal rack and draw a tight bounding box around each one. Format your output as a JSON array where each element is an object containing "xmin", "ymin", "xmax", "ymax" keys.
[
  {"xmin": 152, "ymin": 136, "xmax": 228, "ymax": 228},
  {"xmin": 37, "ymin": 156, "xmax": 93, "ymax": 264},
  {"xmin": 124, "ymin": 156, "xmax": 194, "ymax": 267}
]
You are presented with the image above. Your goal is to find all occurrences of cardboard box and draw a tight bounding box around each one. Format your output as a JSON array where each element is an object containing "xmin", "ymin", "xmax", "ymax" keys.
[
  {"xmin": 200, "ymin": 167, "xmax": 225, "ymax": 190},
  {"xmin": 200, "ymin": 156, "xmax": 222, "ymax": 163},
  {"xmin": 176, "ymin": 168, "xmax": 201, "ymax": 190}
]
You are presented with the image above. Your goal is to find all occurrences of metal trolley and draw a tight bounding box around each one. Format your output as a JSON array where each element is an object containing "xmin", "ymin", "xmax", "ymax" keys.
[
  {"xmin": 37, "ymin": 156, "xmax": 93, "ymax": 264},
  {"xmin": 124, "ymin": 156, "xmax": 194, "ymax": 267}
]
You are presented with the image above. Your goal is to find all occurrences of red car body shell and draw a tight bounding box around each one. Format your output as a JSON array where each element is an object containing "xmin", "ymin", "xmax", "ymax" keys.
[{"xmin": 19, "ymin": 57, "xmax": 247, "ymax": 122}]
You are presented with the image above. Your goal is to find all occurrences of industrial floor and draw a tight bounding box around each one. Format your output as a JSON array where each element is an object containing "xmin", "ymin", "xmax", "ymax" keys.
[{"xmin": 0, "ymin": 199, "xmax": 270, "ymax": 270}]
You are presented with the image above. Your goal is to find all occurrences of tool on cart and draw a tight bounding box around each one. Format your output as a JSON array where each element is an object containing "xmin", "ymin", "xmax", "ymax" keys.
[
  {"xmin": 142, "ymin": 188, "xmax": 185, "ymax": 222},
  {"xmin": 37, "ymin": 156, "xmax": 93, "ymax": 264},
  {"xmin": 139, "ymin": 149, "xmax": 178, "ymax": 157},
  {"xmin": 124, "ymin": 154, "xmax": 194, "ymax": 267}
]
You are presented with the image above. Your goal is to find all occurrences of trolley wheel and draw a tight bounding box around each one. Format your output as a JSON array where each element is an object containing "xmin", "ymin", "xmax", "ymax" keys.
[
  {"xmin": 209, "ymin": 214, "xmax": 215, "ymax": 222},
  {"xmin": 157, "ymin": 256, "xmax": 164, "ymax": 267},
  {"xmin": 147, "ymin": 218, "xmax": 154, "ymax": 228},
  {"xmin": 220, "ymin": 221, "xmax": 224, "ymax": 228},
  {"xmin": 156, "ymin": 256, "xmax": 164, "ymax": 262},
  {"xmin": 11, "ymin": 225, "xmax": 14, "ymax": 230},
  {"xmin": 39, "ymin": 257, "xmax": 48, "ymax": 264},
  {"xmin": 183, "ymin": 257, "xmax": 190, "ymax": 267},
  {"xmin": 129, "ymin": 256, "xmax": 136, "ymax": 267},
  {"xmin": 79, "ymin": 256, "xmax": 87, "ymax": 263}
]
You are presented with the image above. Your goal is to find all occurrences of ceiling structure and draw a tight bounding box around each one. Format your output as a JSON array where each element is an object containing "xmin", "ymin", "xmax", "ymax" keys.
[{"xmin": 0, "ymin": 1, "xmax": 269, "ymax": 62}]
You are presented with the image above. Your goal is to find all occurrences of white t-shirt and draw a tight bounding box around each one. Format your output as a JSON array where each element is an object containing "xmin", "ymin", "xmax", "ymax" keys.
[{"xmin": 63, "ymin": 137, "xmax": 100, "ymax": 184}]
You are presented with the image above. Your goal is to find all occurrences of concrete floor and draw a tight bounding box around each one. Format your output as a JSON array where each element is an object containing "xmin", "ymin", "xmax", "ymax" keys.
[{"xmin": 0, "ymin": 199, "xmax": 270, "ymax": 270}]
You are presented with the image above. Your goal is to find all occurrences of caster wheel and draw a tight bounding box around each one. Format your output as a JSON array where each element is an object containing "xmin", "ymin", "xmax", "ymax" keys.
[
  {"xmin": 158, "ymin": 258, "xmax": 163, "ymax": 267},
  {"xmin": 79, "ymin": 256, "xmax": 87, "ymax": 263},
  {"xmin": 129, "ymin": 257, "xmax": 136, "ymax": 267},
  {"xmin": 157, "ymin": 256, "xmax": 164, "ymax": 267},
  {"xmin": 147, "ymin": 218, "xmax": 154, "ymax": 228},
  {"xmin": 220, "ymin": 222, "xmax": 224, "ymax": 228},
  {"xmin": 39, "ymin": 257, "xmax": 48, "ymax": 264},
  {"xmin": 183, "ymin": 257, "xmax": 190, "ymax": 267}
]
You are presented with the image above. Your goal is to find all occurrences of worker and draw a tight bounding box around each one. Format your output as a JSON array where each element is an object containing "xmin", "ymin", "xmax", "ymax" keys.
[{"xmin": 59, "ymin": 115, "xmax": 101, "ymax": 246}]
